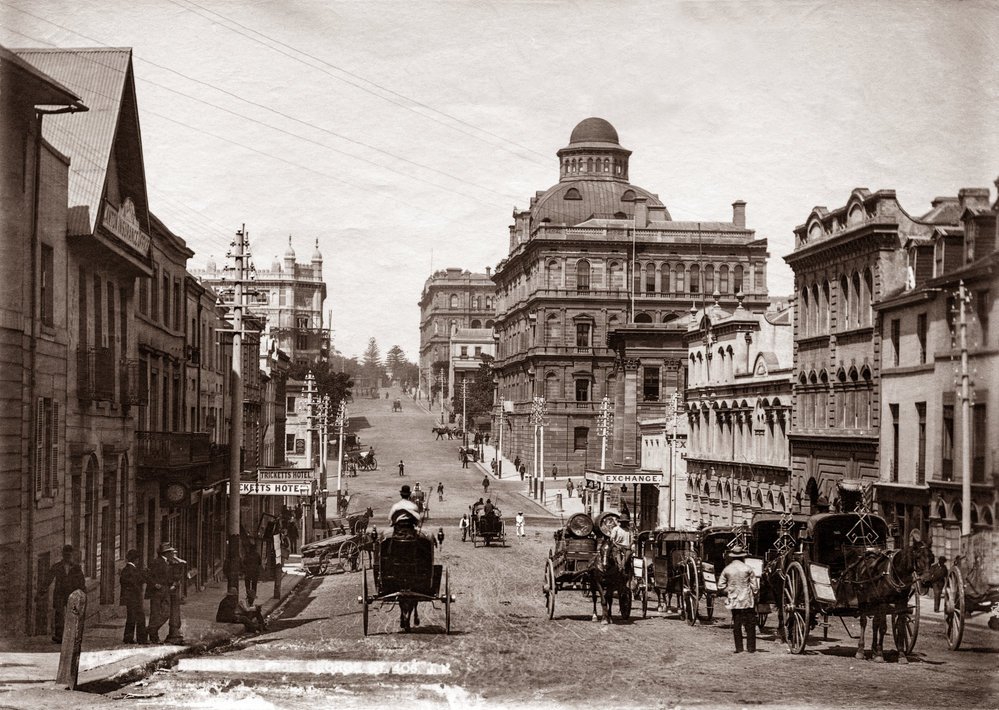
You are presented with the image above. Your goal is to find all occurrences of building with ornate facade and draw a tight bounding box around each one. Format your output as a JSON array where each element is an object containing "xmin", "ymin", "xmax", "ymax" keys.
[
  {"xmin": 874, "ymin": 185, "xmax": 997, "ymax": 561},
  {"xmin": 194, "ymin": 236, "xmax": 327, "ymax": 368},
  {"xmin": 683, "ymin": 297, "xmax": 794, "ymax": 529},
  {"xmin": 785, "ymin": 188, "xmax": 967, "ymax": 521},
  {"xmin": 418, "ymin": 267, "xmax": 496, "ymax": 403},
  {"xmin": 492, "ymin": 117, "xmax": 770, "ymax": 518}
]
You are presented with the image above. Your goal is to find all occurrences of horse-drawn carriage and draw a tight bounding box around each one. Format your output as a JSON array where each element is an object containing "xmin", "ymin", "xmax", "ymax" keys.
[
  {"xmin": 644, "ymin": 529, "xmax": 699, "ymax": 619},
  {"xmin": 301, "ymin": 508, "xmax": 375, "ymax": 576},
  {"xmin": 392, "ymin": 398, "xmax": 402, "ymax": 412},
  {"xmin": 358, "ymin": 529, "xmax": 453, "ymax": 635},
  {"xmin": 543, "ymin": 511, "xmax": 632, "ymax": 623},
  {"xmin": 470, "ymin": 505, "xmax": 506, "ymax": 547},
  {"xmin": 942, "ymin": 529, "xmax": 999, "ymax": 650},
  {"xmin": 747, "ymin": 512, "xmax": 809, "ymax": 631},
  {"xmin": 774, "ymin": 511, "xmax": 928, "ymax": 660},
  {"xmin": 679, "ymin": 525, "xmax": 736, "ymax": 625},
  {"xmin": 346, "ymin": 448, "xmax": 377, "ymax": 471}
]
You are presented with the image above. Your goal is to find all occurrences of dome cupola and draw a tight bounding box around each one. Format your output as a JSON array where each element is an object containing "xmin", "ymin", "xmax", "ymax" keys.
[
  {"xmin": 311, "ymin": 237, "xmax": 323, "ymax": 263},
  {"xmin": 283, "ymin": 235, "xmax": 296, "ymax": 267},
  {"xmin": 556, "ymin": 117, "xmax": 632, "ymax": 182}
]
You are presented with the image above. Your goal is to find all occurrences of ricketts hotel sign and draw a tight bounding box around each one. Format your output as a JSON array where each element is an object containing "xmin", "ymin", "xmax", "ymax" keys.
[{"xmin": 102, "ymin": 197, "xmax": 150, "ymax": 255}]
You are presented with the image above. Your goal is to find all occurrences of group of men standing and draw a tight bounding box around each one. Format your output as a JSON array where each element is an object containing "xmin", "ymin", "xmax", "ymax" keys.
[{"xmin": 40, "ymin": 542, "xmax": 185, "ymax": 646}]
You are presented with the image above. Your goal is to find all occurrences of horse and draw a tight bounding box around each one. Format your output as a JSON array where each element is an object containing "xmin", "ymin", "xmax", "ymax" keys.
[
  {"xmin": 399, "ymin": 598, "xmax": 421, "ymax": 631},
  {"xmin": 347, "ymin": 506, "xmax": 375, "ymax": 534},
  {"xmin": 587, "ymin": 538, "xmax": 633, "ymax": 624},
  {"xmin": 843, "ymin": 535, "xmax": 931, "ymax": 663}
]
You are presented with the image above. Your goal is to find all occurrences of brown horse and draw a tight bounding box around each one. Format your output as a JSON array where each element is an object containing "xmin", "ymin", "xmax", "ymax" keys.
[
  {"xmin": 842, "ymin": 537, "xmax": 931, "ymax": 663},
  {"xmin": 587, "ymin": 539, "xmax": 633, "ymax": 624}
]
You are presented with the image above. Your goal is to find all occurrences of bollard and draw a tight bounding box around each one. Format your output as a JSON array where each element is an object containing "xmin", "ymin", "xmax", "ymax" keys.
[
  {"xmin": 56, "ymin": 589, "xmax": 86, "ymax": 689},
  {"xmin": 556, "ymin": 493, "xmax": 563, "ymax": 512}
]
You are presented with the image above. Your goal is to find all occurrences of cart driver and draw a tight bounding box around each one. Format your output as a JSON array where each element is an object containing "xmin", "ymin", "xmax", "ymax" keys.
[
  {"xmin": 610, "ymin": 512, "xmax": 632, "ymax": 550},
  {"xmin": 389, "ymin": 485, "xmax": 421, "ymax": 535}
]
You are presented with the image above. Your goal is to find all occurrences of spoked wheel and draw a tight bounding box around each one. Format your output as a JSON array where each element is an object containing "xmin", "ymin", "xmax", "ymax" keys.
[
  {"xmin": 783, "ymin": 561, "xmax": 810, "ymax": 654},
  {"xmin": 619, "ymin": 583, "xmax": 632, "ymax": 620},
  {"xmin": 318, "ymin": 553, "xmax": 332, "ymax": 575},
  {"xmin": 682, "ymin": 559, "xmax": 700, "ymax": 626},
  {"xmin": 444, "ymin": 568, "xmax": 451, "ymax": 634},
  {"xmin": 891, "ymin": 584, "xmax": 920, "ymax": 655},
  {"xmin": 338, "ymin": 540, "xmax": 360, "ymax": 572},
  {"xmin": 640, "ymin": 582, "xmax": 649, "ymax": 619},
  {"xmin": 757, "ymin": 609, "xmax": 770, "ymax": 631},
  {"xmin": 361, "ymin": 567, "xmax": 369, "ymax": 636},
  {"xmin": 544, "ymin": 557, "xmax": 557, "ymax": 620},
  {"xmin": 944, "ymin": 566, "xmax": 965, "ymax": 651}
]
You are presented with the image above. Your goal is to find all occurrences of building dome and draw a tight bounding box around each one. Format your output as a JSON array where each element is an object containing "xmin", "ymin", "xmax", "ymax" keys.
[
  {"xmin": 311, "ymin": 238, "xmax": 323, "ymax": 262},
  {"xmin": 283, "ymin": 235, "xmax": 296, "ymax": 261},
  {"xmin": 569, "ymin": 117, "xmax": 620, "ymax": 145}
]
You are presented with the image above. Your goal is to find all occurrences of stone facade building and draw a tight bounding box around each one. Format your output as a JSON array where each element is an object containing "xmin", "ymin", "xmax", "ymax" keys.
[
  {"xmin": 492, "ymin": 118, "xmax": 770, "ymax": 508},
  {"xmin": 418, "ymin": 267, "xmax": 496, "ymax": 404},
  {"xmin": 448, "ymin": 327, "xmax": 496, "ymax": 410},
  {"xmin": 874, "ymin": 185, "xmax": 997, "ymax": 561},
  {"xmin": 785, "ymin": 188, "xmax": 967, "ymax": 518},
  {"xmin": 683, "ymin": 297, "xmax": 794, "ymax": 529}
]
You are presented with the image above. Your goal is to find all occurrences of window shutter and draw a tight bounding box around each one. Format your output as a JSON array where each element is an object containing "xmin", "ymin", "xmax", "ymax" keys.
[
  {"xmin": 34, "ymin": 397, "xmax": 44, "ymax": 498},
  {"xmin": 49, "ymin": 401, "xmax": 59, "ymax": 496}
]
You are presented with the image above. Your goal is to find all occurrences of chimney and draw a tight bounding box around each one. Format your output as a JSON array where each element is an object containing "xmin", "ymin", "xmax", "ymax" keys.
[
  {"xmin": 958, "ymin": 188, "xmax": 990, "ymax": 212},
  {"xmin": 633, "ymin": 196, "xmax": 648, "ymax": 228},
  {"xmin": 485, "ymin": 266, "xmax": 491, "ymax": 277},
  {"xmin": 732, "ymin": 200, "xmax": 746, "ymax": 229}
]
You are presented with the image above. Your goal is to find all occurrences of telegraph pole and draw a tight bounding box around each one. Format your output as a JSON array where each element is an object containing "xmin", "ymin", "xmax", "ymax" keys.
[
  {"xmin": 461, "ymin": 379, "xmax": 468, "ymax": 447},
  {"xmin": 336, "ymin": 398, "xmax": 346, "ymax": 497},
  {"xmin": 958, "ymin": 280, "xmax": 972, "ymax": 537},
  {"xmin": 319, "ymin": 393, "xmax": 330, "ymax": 522},
  {"xmin": 224, "ymin": 225, "xmax": 250, "ymax": 592}
]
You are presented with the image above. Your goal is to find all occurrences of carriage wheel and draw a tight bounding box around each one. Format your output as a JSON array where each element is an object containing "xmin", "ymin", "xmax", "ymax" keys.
[
  {"xmin": 783, "ymin": 561, "xmax": 810, "ymax": 654},
  {"xmin": 361, "ymin": 567, "xmax": 369, "ymax": 636},
  {"xmin": 619, "ymin": 582, "xmax": 632, "ymax": 620},
  {"xmin": 682, "ymin": 559, "xmax": 699, "ymax": 626},
  {"xmin": 544, "ymin": 558, "xmax": 557, "ymax": 620},
  {"xmin": 338, "ymin": 540, "xmax": 360, "ymax": 573},
  {"xmin": 944, "ymin": 566, "xmax": 965, "ymax": 651},
  {"xmin": 640, "ymin": 582, "xmax": 648, "ymax": 619},
  {"xmin": 444, "ymin": 568, "xmax": 452, "ymax": 634},
  {"xmin": 318, "ymin": 553, "xmax": 332, "ymax": 576},
  {"xmin": 891, "ymin": 584, "xmax": 920, "ymax": 656},
  {"xmin": 370, "ymin": 456, "xmax": 377, "ymax": 470},
  {"xmin": 757, "ymin": 610, "xmax": 769, "ymax": 631}
]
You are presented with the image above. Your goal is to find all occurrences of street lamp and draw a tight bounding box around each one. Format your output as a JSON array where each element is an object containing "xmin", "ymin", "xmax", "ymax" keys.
[
  {"xmin": 531, "ymin": 396, "xmax": 547, "ymax": 502},
  {"xmin": 461, "ymin": 379, "xmax": 468, "ymax": 447}
]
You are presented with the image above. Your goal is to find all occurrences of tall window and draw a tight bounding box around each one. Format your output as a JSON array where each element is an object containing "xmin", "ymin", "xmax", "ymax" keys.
[
  {"xmin": 704, "ymin": 265, "xmax": 714, "ymax": 294},
  {"xmin": 545, "ymin": 372, "xmax": 559, "ymax": 400},
  {"xmin": 576, "ymin": 322, "xmax": 591, "ymax": 347},
  {"xmin": 801, "ymin": 288, "xmax": 810, "ymax": 337},
  {"xmin": 150, "ymin": 267, "xmax": 158, "ymax": 322},
  {"xmin": 545, "ymin": 314, "xmax": 561, "ymax": 345},
  {"xmin": 890, "ymin": 319, "xmax": 900, "ymax": 367},
  {"xmin": 719, "ymin": 265, "xmax": 729, "ymax": 294},
  {"xmin": 286, "ymin": 396, "xmax": 296, "ymax": 413},
  {"xmin": 449, "ymin": 294, "xmax": 458, "ymax": 308},
  {"xmin": 643, "ymin": 366, "xmax": 660, "ymax": 401},
  {"xmin": 78, "ymin": 267, "xmax": 87, "ymax": 348},
  {"xmin": 942, "ymin": 404, "xmax": 954, "ymax": 481},
  {"xmin": 608, "ymin": 261, "xmax": 623, "ymax": 290},
  {"xmin": 675, "ymin": 264, "xmax": 685, "ymax": 293},
  {"xmin": 573, "ymin": 426, "xmax": 588, "ymax": 451},
  {"xmin": 139, "ymin": 275, "xmax": 148, "ymax": 315},
  {"xmin": 645, "ymin": 263, "xmax": 655, "ymax": 293},
  {"xmin": 40, "ymin": 244, "xmax": 54, "ymax": 327},
  {"xmin": 822, "ymin": 280, "xmax": 831, "ymax": 332},
  {"xmin": 917, "ymin": 312, "xmax": 927, "ymax": 364},
  {"xmin": 173, "ymin": 278, "xmax": 181, "ymax": 330},
  {"xmin": 890, "ymin": 403, "xmax": 899, "ymax": 482},
  {"xmin": 916, "ymin": 402, "xmax": 926, "ymax": 485},
  {"xmin": 94, "ymin": 278, "xmax": 103, "ymax": 348},
  {"xmin": 574, "ymin": 379, "xmax": 590, "ymax": 402},
  {"xmin": 839, "ymin": 276, "xmax": 850, "ymax": 330},
  {"xmin": 976, "ymin": 290, "xmax": 990, "ymax": 342},
  {"xmin": 33, "ymin": 397, "xmax": 59, "ymax": 498},
  {"xmin": 689, "ymin": 264, "xmax": 700, "ymax": 294},
  {"xmin": 547, "ymin": 260, "xmax": 561, "ymax": 289},
  {"xmin": 733, "ymin": 265, "xmax": 743, "ymax": 294},
  {"xmin": 973, "ymin": 403, "xmax": 987, "ymax": 482},
  {"xmin": 576, "ymin": 260, "xmax": 591, "ymax": 292}
]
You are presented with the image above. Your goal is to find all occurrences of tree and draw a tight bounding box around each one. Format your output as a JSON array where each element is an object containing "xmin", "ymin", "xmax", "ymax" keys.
[
  {"xmin": 287, "ymin": 360, "xmax": 354, "ymax": 406},
  {"xmin": 452, "ymin": 355, "xmax": 495, "ymax": 424},
  {"xmin": 385, "ymin": 345, "xmax": 405, "ymax": 380},
  {"xmin": 362, "ymin": 338, "xmax": 382, "ymax": 371}
]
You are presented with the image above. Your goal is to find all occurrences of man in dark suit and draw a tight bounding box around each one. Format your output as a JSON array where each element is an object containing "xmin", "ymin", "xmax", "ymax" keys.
[
  {"xmin": 119, "ymin": 548, "xmax": 147, "ymax": 643},
  {"xmin": 145, "ymin": 542, "xmax": 178, "ymax": 643},
  {"xmin": 41, "ymin": 544, "xmax": 86, "ymax": 644}
]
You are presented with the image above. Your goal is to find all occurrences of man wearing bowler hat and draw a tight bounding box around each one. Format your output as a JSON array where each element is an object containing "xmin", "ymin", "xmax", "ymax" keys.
[
  {"xmin": 718, "ymin": 544, "xmax": 759, "ymax": 653},
  {"xmin": 146, "ymin": 542, "xmax": 184, "ymax": 643}
]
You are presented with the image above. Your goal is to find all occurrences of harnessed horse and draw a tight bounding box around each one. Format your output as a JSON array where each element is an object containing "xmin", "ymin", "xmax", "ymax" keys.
[{"xmin": 587, "ymin": 538, "xmax": 633, "ymax": 624}]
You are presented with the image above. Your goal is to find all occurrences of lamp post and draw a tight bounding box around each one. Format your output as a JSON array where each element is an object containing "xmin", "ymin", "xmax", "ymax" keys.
[
  {"xmin": 598, "ymin": 396, "xmax": 613, "ymax": 514},
  {"xmin": 438, "ymin": 366, "xmax": 445, "ymax": 425},
  {"xmin": 461, "ymin": 379, "xmax": 468, "ymax": 448},
  {"xmin": 531, "ymin": 396, "xmax": 547, "ymax": 503},
  {"xmin": 664, "ymin": 391, "xmax": 679, "ymax": 529},
  {"xmin": 958, "ymin": 280, "xmax": 972, "ymax": 537},
  {"xmin": 318, "ymin": 394, "xmax": 330, "ymax": 523},
  {"xmin": 335, "ymin": 398, "xmax": 346, "ymax": 501}
]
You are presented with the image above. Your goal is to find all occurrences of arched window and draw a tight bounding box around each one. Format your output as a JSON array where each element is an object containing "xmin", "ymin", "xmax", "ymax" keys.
[
  {"xmin": 704, "ymin": 264, "xmax": 714, "ymax": 294},
  {"xmin": 576, "ymin": 260, "xmax": 591, "ymax": 292},
  {"xmin": 586, "ymin": 158, "xmax": 593, "ymax": 173},
  {"xmin": 733, "ymin": 264, "xmax": 744, "ymax": 294},
  {"xmin": 470, "ymin": 319, "xmax": 481, "ymax": 328},
  {"xmin": 603, "ymin": 158, "xmax": 610, "ymax": 172},
  {"xmin": 852, "ymin": 272, "xmax": 862, "ymax": 328},
  {"xmin": 812, "ymin": 283, "xmax": 821, "ymax": 334},
  {"xmin": 634, "ymin": 313, "xmax": 653, "ymax": 323},
  {"xmin": 545, "ymin": 314, "xmax": 561, "ymax": 345},
  {"xmin": 645, "ymin": 263, "xmax": 656, "ymax": 292},
  {"xmin": 839, "ymin": 275, "xmax": 850, "ymax": 330},
  {"xmin": 689, "ymin": 264, "xmax": 700, "ymax": 294},
  {"xmin": 719, "ymin": 265, "xmax": 729, "ymax": 294},
  {"xmin": 621, "ymin": 189, "xmax": 636, "ymax": 202},
  {"xmin": 822, "ymin": 280, "xmax": 831, "ymax": 332},
  {"xmin": 485, "ymin": 319, "xmax": 494, "ymax": 329},
  {"xmin": 546, "ymin": 260, "xmax": 560, "ymax": 289},
  {"xmin": 564, "ymin": 187, "xmax": 582, "ymax": 200},
  {"xmin": 863, "ymin": 268, "xmax": 874, "ymax": 326},
  {"xmin": 450, "ymin": 294, "xmax": 459, "ymax": 308},
  {"xmin": 608, "ymin": 261, "xmax": 624, "ymax": 290},
  {"xmin": 801, "ymin": 288, "xmax": 810, "ymax": 337},
  {"xmin": 675, "ymin": 264, "xmax": 685, "ymax": 293},
  {"xmin": 473, "ymin": 296, "xmax": 481, "ymax": 309}
]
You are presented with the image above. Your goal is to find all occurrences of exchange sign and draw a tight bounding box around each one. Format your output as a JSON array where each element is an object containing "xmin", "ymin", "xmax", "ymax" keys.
[{"xmin": 600, "ymin": 473, "xmax": 664, "ymax": 484}]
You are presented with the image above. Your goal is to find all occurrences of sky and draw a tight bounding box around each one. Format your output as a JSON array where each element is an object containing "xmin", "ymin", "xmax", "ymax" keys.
[{"xmin": 3, "ymin": 0, "xmax": 998, "ymax": 360}]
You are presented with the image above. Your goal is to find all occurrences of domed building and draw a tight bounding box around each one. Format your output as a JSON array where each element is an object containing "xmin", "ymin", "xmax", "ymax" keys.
[{"xmin": 492, "ymin": 118, "xmax": 771, "ymax": 528}]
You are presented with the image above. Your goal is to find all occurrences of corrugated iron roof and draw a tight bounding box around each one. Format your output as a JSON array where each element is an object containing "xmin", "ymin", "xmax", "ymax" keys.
[
  {"xmin": 0, "ymin": 45, "xmax": 86, "ymax": 108},
  {"xmin": 13, "ymin": 48, "xmax": 133, "ymax": 237}
]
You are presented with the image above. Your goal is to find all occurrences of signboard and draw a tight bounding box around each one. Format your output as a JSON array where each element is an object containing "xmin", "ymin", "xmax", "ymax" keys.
[
  {"xmin": 257, "ymin": 467, "xmax": 314, "ymax": 482},
  {"xmin": 600, "ymin": 473, "xmax": 664, "ymax": 485},
  {"xmin": 273, "ymin": 534, "xmax": 283, "ymax": 565},
  {"xmin": 101, "ymin": 198, "xmax": 150, "ymax": 256},
  {"xmin": 295, "ymin": 439, "xmax": 305, "ymax": 455},
  {"xmin": 227, "ymin": 482, "xmax": 312, "ymax": 496}
]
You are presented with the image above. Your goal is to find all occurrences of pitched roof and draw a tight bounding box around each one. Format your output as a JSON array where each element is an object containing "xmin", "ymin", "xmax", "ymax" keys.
[
  {"xmin": 12, "ymin": 48, "xmax": 140, "ymax": 237},
  {"xmin": 0, "ymin": 45, "xmax": 86, "ymax": 109}
]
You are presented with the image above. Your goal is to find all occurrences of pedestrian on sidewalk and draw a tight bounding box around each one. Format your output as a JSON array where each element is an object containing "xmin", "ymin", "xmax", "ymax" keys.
[
  {"xmin": 482, "ymin": 475, "xmax": 490, "ymax": 496},
  {"xmin": 461, "ymin": 450, "xmax": 469, "ymax": 468},
  {"xmin": 436, "ymin": 527, "xmax": 445, "ymax": 550},
  {"xmin": 566, "ymin": 479, "xmax": 575, "ymax": 498},
  {"xmin": 119, "ymin": 548, "xmax": 147, "ymax": 644},
  {"xmin": 398, "ymin": 459, "xmax": 405, "ymax": 476},
  {"xmin": 718, "ymin": 545, "xmax": 759, "ymax": 653},
  {"xmin": 515, "ymin": 512, "xmax": 525, "ymax": 538},
  {"xmin": 513, "ymin": 455, "xmax": 521, "ymax": 472},
  {"xmin": 437, "ymin": 482, "xmax": 445, "ymax": 501},
  {"xmin": 551, "ymin": 463, "xmax": 558, "ymax": 480},
  {"xmin": 519, "ymin": 463, "xmax": 526, "ymax": 480},
  {"xmin": 459, "ymin": 514, "xmax": 469, "ymax": 542},
  {"xmin": 40, "ymin": 544, "xmax": 85, "ymax": 644},
  {"xmin": 146, "ymin": 542, "xmax": 185, "ymax": 644},
  {"xmin": 242, "ymin": 540, "xmax": 261, "ymax": 606},
  {"xmin": 287, "ymin": 519, "xmax": 299, "ymax": 554}
]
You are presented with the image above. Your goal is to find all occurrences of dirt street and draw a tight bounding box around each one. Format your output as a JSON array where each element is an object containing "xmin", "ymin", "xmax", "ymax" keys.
[{"xmin": 114, "ymin": 388, "xmax": 999, "ymax": 710}]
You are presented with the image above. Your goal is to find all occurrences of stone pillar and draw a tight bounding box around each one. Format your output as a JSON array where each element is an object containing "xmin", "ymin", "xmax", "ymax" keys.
[{"xmin": 621, "ymin": 359, "xmax": 640, "ymax": 466}]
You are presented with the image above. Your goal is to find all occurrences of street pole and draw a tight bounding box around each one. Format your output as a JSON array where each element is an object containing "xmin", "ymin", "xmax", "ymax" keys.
[
  {"xmin": 462, "ymin": 379, "xmax": 468, "ymax": 447},
  {"xmin": 225, "ymin": 225, "xmax": 247, "ymax": 593},
  {"xmin": 319, "ymin": 394, "xmax": 329, "ymax": 523},
  {"xmin": 336, "ymin": 399, "xmax": 346, "ymax": 498},
  {"xmin": 305, "ymin": 371, "xmax": 316, "ymax": 475},
  {"xmin": 531, "ymin": 396, "xmax": 546, "ymax": 502},
  {"xmin": 959, "ymin": 280, "xmax": 972, "ymax": 537},
  {"xmin": 439, "ymin": 366, "xmax": 445, "ymax": 425}
]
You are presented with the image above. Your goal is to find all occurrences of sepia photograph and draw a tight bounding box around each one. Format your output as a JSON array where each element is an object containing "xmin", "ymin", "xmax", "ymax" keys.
[{"xmin": 0, "ymin": 1, "xmax": 997, "ymax": 708}]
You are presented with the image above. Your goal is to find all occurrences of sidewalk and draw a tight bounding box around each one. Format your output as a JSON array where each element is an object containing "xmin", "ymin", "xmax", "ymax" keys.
[
  {"xmin": 475, "ymin": 444, "xmax": 586, "ymax": 520},
  {"xmin": 0, "ymin": 558, "xmax": 307, "ymax": 701}
]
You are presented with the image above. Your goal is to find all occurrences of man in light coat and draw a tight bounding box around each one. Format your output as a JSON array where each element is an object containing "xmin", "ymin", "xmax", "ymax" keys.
[{"xmin": 717, "ymin": 545, "xmax": 759, "ymax": 653}]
